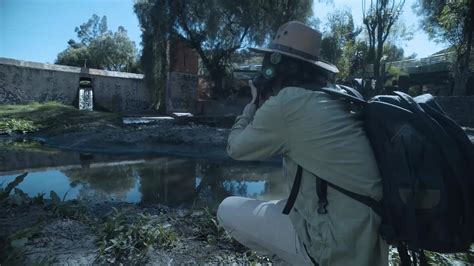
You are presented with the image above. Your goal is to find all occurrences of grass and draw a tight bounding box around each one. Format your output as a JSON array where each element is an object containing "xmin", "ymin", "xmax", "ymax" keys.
[
  {"xmin": 96, "ymin": 208, "xmax": 178, "ymax": 264},
  {"xmin": 0, "ymin": 139, "xmax": 59, "ymax": 154},
  {"xmin": 0, "ymin": 102, "xmax": 121, "ymax": 135},
  {"xmin": 0, "ymin": 119, "xmax": 38, "ymax": 134}
]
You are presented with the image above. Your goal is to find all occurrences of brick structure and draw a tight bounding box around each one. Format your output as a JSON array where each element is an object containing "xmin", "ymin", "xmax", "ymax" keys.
[{"xmin": 169, "ymin": 37, "xmax": 199, "ymax": 74}]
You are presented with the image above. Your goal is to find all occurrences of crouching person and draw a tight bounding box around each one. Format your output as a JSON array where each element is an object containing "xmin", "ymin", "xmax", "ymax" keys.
[{"xmin": 217, "ymin": 21, "xmax": 388, "ymax": 265}]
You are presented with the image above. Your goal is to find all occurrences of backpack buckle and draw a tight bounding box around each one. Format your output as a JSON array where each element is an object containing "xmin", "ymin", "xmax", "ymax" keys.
[{"xmin": 317, "ymin": 200, "xmax": 328, "ymax": 214}]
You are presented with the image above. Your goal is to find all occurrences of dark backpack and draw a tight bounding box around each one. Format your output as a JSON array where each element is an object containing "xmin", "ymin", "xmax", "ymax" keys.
[{"xmin": 282, "ymin": 86, "xmax": 474, "ymax": 265}]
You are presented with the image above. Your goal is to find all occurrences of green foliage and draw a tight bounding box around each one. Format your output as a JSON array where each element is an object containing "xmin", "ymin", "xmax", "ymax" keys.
[
  {"xmin": 96, "ymin": 208, "xmax": 177, "ymax": 263},
  {"xmin": 134, "ymin": 0, "xmax": 313, "ymax": 106},
  {"xmin": 56, "ymin": 14, "xmax": 138, "ymax": 72},
  {"xmin": 0, "ymin": 119, "xmax": 38, "ymax": 135},
  {"xmin": 0, "ymin": 102, "xmax": 121, "ymax": 134},
  {"xmin": 55, "ymin": 46, "xmax": 91, "ymax": 68},
  {"xmin": 362, "ymin": 0, "xmax": 406, "ymax": 92},
  {"xmin": 75, "ymin": 14, "xmax": 109, "ymax": 46},
  {"xmin": 0, "ymin": 223, "xmax": 43, "ymax": 264},
  {"xmin": 0, "ymin": 173, "xmax": 27, "ymax": 203},
  {"xmin": 320, "ymin": 8, "xmax": 363, "ymax": 80},
  {"xmin": 194, "ymin": 207, "xmax": 234, "ymax": 245},
  {"xmin": 389, "ymin": 246, "xmax": 474, "ymax": 265},
  {"xmin": 0, "ymin": 139, "xmax": 58, "ymax": 154},
  {"xmin": 415, "ymin": 0, "xmax": 473, "ymax": 95},
  {"xmin": 414, "ymin": 0, "xmax": 469, "ymax": 44}
]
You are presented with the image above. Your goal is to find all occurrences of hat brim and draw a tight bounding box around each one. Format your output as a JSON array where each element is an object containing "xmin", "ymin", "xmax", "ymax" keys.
[{"xmin": 249, "ymin": 47, "xmax": 339, "ymax": 74}]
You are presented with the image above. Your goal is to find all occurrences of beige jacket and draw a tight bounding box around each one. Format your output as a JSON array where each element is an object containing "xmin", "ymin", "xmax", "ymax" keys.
[{"xmin": 227, "ymin": 85, "xmax": 388, "ymax": 265}]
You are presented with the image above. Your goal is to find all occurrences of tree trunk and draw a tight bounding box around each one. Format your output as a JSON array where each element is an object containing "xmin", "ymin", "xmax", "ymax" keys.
[
  {"xmin": 374, "ymin": 23, "xmax": 385, "ymax": 95},
  {"xmin": 156, "ymin": 38, "xmax": 169, "ymax": 113},
  {"xmin": 452, "ymin": 5, "xmax": 473, "ymax": 96},
  {"xmin": 208, "ymin": 66, "xmax": 227, "ymax": 99}
]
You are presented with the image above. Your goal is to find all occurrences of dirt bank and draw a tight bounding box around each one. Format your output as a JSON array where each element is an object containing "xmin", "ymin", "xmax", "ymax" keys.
[
  {"xmin": 42, "ymin": 120, "xmax": 232, "ymax": 159},
  {"xmin": 0, "ymin": 191, "xmax": 273, "ymax": 265}
]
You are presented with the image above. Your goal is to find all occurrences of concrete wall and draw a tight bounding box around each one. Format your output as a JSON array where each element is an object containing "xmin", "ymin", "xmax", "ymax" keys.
[
  {"xmin": 435, "ymin": 96, "xmax": 474, "ymax": 127},
  {"xmin": 0, "ymin": 57, "xmax": 151, "ymax": 114}
]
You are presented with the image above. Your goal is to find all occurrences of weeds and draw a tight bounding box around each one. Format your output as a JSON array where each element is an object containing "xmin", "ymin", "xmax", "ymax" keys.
[
  {"xmin": 96, "ymin": 208, "xmax": 178, "ymax": 263},
  {"xmin": 389, "ymin": 246, "xmax": 474, "ymax": 265},
  {"xmin": 0, "ymin": 173, "xmax": 28, "ymax": 203},
  {"xmin": 48, "ymin": 191, "xmax": 87, "ymax": 220},
  {"xmin": 0, "ymin": 221, "xmax": 43, "ymax": 264},
  {"xmin": 194, "ymin": 207, "xmax": 231, "ymax": 244},
  {"xmin": 0, "ymin": 118, "xmax": 38, "ymax": 135},
  {"xmin": 0, "ymin": 102, "xmax": 120, "ymax": 134}
]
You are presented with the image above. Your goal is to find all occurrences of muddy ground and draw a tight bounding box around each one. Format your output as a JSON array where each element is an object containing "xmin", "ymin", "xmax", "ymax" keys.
[
  {"xmin": 1, "ymin": 111, "xmax": 474, "ymax": 265},
  {"xmin": 0, "ymin": 194, "xmax": 274, "ymax": 265},
  {"xmin": 0, "ymin": 118, "xmax": 280, "ymax": 265}
]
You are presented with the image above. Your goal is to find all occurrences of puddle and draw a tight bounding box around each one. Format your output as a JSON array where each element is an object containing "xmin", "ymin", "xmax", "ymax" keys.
[{"xmin": 1, "ymin": 155, "xmax": 287, "ymax": 208}]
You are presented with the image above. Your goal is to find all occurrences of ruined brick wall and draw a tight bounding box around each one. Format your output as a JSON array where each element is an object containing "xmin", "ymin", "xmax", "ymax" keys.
[
  {"xmin": 169, "ymin": 38, "xmax": 199, "ymax": 74},
  {"xmin": 0, "ymin": 57, "xmax": 151, "ymax": 114}
]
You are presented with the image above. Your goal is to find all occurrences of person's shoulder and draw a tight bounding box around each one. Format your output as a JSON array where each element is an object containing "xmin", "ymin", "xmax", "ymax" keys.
[
  {"xmin": 276, "ymin": 86, "xmax": 308, "ymax": 99},
  {"xmin": 276, "ymin": 84, "xmax": 334, "ymax": 102}
]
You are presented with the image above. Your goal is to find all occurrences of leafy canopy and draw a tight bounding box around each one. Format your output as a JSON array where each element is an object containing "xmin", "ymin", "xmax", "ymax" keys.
[{"xmin": 56, "ymin": 14, "xmax": 138, "ymax": 72}]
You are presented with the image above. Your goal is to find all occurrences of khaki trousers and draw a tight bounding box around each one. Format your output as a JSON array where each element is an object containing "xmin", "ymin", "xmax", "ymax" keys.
[{"xmin": 217, "ymin": 196, "xmax": 312, "ymax": 265}]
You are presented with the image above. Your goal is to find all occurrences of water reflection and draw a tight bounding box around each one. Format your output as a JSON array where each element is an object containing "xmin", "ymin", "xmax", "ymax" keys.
[
  {"xmin": 0, "ymin": 157, "xmax": 288, "ymax": 207},
  {"xmin": 64, "ymin": 165, "xmax": 137, "ymax": 201}
]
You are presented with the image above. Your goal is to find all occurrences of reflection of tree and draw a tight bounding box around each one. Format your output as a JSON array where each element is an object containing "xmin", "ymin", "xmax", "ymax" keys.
[
  {"xmin": 138, "ymin": 158, "xmax": 196, "ymax": 207},
  {"xmin": 195, "ymin": 163, "xmax": 232, "ymax": 208},
  {"xmin": 194, "ymin": 162, "xmax": 285, "ymax": 207},
  {"xmin": 63, "ymin": 165, "xmax": 136, "ymax": 200}
]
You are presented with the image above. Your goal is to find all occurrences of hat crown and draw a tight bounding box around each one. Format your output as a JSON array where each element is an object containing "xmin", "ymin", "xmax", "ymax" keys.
[
  {"xmin": 250, "ymin": 21, "xmax": 338, "ymax": 73},
  {"xmin": 271, "ymin": 21, "xmax": 322, "ymax": 60}
]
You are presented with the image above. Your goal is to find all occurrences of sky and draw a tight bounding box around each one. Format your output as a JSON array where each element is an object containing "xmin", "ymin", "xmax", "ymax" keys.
[
  {"xmin": 0, "ymin": 0, "xmax": 447, "ymax": 64},
  {"xmin": 313, "ymin": 0, "xmax": 447, "ymax": 58},
  {"xmin": 0, "ymin": 0, "xmax": 142, "ymax": 64}
]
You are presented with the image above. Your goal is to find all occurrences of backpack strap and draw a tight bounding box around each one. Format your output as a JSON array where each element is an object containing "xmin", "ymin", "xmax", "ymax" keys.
[
  {"xmin": 282, "ymin": 165, "xmax": 303, "ymax": 215},
  {"xmin": 282, "ymin": 164, "xmax": 383, "ymax": 217},
  {"xmin": 281, "ymin": 165, "xmax": 330, "ymax": 215},
  {"xmin": 321, "ymin": 178, "xmax": 383, "ymax": 217}
]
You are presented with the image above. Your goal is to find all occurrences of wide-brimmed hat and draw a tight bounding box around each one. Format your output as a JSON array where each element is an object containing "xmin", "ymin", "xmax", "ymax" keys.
[{"xmin": 250, "ymin": 21, "xmax": 339, "ymax": 74}]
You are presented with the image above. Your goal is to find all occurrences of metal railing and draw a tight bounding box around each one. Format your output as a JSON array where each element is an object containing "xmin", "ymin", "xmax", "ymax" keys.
[
  {"xmin": 386, "ymin": 51, "xmax": 474, "ymax": 72},
  {"xmin": 386, "ymin": 52, "xmax": 455, "ymax": 70}
]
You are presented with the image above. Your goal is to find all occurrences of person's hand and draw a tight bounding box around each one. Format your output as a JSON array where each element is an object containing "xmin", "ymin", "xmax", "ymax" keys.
[{"xmin": 249, "ymin": 80, "xmax": 257, "ymax": 105}]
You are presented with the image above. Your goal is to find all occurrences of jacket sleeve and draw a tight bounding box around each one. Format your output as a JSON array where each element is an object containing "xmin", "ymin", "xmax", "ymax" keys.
[{"xmin": 227, "ymin": 96, "xmax": 288, "ymax": 160}]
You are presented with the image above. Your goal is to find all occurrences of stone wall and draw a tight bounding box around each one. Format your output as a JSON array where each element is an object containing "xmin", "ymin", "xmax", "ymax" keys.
[
  {"xmin": 166, "ymin": 72, "xmax": 198, "ymax": 113},
  {"xmin": 435, "ymin": 96, "xmax": 474, "ymax": 127},
  {"xmin": 0, "ymin": 57, "xmax": 151, "ymax": 114}
]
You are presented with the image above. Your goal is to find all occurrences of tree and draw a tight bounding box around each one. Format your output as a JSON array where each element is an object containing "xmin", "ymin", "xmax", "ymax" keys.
[
  {"xmin": 88, "ymin": 27, "xmax": 138, "ymax": 71},
  {"xmin": 320, "ymin": 8, "xmax": 362, "ymax": 80},
  {"xmin": 134, "ymin": 0, "xmax": 178, "ymax": 112},
  {"xmin": 383, "ymin": 43, "xmax": 405, "ymax": 61},
  {"xmin": 56, "ymin": 46, "xmax": 93, "ymax": 68},
  {"xmin": 173, "ymin": 0, "xmax": 313, "ymax": 98},
  {"xmin": 55, "ymin": 14, "xmax": 138, "ymax": 72},
  {"xmin": 75, "ymin": 14, "xmax": 109, "ymax": 45},
  {"xmin": 134, "ymin": 0, "xmax": 313, "ymax": 110},
  {"xmin": 415, "ymin": 0, "xmax": 474, "ymax": 95},
  {"xmin": 362, "ymin": 0, "xmax": 406, "ymax": 94}
]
